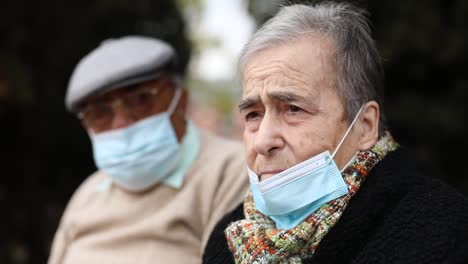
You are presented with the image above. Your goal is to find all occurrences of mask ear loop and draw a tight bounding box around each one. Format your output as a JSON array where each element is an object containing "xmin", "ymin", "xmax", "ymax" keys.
[
  {"xmin": 339, "ymin": 150, "xmax": 359, "ymax": 173},
  {"xmin": 331, "ymin": 105, "xmax": 365, "ymax": 159},
  {"xmin": 167, "ymin": 87, "xmax": 182, "ymax": 116}
]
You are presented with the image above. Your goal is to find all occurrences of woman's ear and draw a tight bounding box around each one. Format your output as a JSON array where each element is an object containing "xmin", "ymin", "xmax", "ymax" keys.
[{"xmin": 358, "ymin": 101, "xmax": 380, "ymax": 150}]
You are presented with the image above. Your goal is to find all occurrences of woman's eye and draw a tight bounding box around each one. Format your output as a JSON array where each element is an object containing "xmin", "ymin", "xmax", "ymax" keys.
[
  {"xmin": 245, "ymin": 111, "xmax": 260, "ymax": 121},
  {"xmin": 287, "ymin": 105, "xmax": 302, "ymax": 113}
]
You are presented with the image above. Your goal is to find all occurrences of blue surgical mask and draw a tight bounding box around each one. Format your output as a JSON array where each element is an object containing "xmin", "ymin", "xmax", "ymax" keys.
[
  {"xmin": 249, "ymin": 106, "xmax": 364, "ymax": 229},
  {"xmin": 90, "ymin": 88, "xmax": 183, "ymax": 191}
]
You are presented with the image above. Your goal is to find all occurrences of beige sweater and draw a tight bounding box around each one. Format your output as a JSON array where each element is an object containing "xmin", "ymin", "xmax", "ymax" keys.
[{"xmin": 48, "ymin": 132, "xmax": 248, "ymax": 264}]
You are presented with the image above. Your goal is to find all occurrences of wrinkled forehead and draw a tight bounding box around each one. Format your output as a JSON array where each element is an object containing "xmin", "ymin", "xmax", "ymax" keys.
[{"xmin": 240, "ymin": 35, "xmax": 337, "ymax": 100}]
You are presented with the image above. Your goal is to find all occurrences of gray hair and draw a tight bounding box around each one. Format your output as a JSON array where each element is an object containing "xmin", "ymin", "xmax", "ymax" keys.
[{"xmin": 239, "ymin": 2, "xmax": 387, "ymax": 134}]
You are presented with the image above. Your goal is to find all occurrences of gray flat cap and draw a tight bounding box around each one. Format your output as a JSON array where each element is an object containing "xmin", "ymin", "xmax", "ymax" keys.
[{"xmin": 65, "ymin": 36, "xmax": 177, "ymax": 113}]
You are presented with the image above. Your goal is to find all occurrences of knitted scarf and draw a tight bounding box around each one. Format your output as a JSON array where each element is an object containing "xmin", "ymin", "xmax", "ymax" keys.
[{"xmin": 225, "ymin": 133, "xmax": 398, "ymax": 264}]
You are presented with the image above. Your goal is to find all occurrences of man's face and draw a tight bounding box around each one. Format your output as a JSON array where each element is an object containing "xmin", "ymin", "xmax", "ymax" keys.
[
  {"xmin": 81, "ymin": 74, "xmax": 187, "ymax": 138},
  {"xmin": 240, "ymin": 36, "xmax": 360, "ymax": 181}
]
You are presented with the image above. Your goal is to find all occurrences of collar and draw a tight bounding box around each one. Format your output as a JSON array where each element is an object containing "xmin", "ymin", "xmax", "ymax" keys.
[{"xmin": 161, "ymin": 120, "xmax": 201, "ymax": 188}]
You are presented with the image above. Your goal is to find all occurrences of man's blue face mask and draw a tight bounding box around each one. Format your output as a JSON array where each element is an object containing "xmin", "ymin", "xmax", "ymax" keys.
[
  {"xmin": 249, "ymin": 106, "xmax": 364, "ymax": 229},
  {"xmin": 89, "ymin": 88, "xmax": 183, "ymax": 191}
]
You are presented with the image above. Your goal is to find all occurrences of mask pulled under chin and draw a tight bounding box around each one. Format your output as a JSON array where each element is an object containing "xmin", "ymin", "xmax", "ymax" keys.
[{"xmin": 249, "ymin": 105, "xmax": 364, "ymax": 229}]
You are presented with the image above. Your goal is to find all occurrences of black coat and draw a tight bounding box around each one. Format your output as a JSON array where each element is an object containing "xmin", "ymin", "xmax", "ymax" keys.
[{"xmin": 203, "ymin": 148, "xmax": 468, "ymax": 264}]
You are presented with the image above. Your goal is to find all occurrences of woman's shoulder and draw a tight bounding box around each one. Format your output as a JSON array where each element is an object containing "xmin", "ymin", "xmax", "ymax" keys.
[{"xmin": 202, "ymin": 203, "xmax": 244, "ymax": 264}]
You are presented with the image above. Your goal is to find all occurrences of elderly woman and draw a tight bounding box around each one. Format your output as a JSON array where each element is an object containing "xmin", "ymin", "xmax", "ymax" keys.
[{"xmin": 203, "ymin": 2, "xmax": 468, "ymax": 264}]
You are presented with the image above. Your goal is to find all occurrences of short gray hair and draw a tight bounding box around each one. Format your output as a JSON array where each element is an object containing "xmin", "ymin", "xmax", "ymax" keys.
[{"xmin": 239, "ymin": 2, "xmax": 387, "ymax": 133}]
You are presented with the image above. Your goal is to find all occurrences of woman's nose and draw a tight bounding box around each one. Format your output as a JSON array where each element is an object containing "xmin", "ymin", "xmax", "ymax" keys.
[{"xmin": 253, "ymin": 114, "xmax": 284, "ymax": 156}]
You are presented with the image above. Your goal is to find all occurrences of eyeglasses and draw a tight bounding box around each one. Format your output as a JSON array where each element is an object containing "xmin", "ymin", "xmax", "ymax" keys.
[{"xmin": 78, "ymin": 86, "xmax": 160, "ymax": 132}]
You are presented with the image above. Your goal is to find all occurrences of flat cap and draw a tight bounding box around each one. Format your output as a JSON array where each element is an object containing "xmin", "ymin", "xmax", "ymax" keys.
[{"xmin": 65, "ymin": 36, "xmax": 177, "ymax": 113}]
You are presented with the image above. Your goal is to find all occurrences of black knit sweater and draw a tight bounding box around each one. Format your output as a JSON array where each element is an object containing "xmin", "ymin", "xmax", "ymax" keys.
[{"xmin": 203, "ymin": 148, "xmax": 468, "ymax": 264}]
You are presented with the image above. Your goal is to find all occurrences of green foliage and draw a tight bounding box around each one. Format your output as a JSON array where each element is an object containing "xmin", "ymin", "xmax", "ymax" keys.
[{"xmin": 176, "ymin": 0, "xmax": 204, "ymax": 12}]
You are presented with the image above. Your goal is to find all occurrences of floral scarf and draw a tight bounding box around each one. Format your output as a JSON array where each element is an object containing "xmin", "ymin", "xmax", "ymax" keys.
[{"xmin": 225, "ymin": 132, "xmax": 398, "ymax": 264}]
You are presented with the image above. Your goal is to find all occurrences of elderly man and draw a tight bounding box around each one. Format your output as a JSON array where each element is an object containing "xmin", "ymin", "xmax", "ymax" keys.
[
  {"xmin": 203, "ymin": 2, "xmax": 468, "ymax": 264},
  {"xmin": 48, "ymin": 36, "xmax": 248, "ymax": 264}
]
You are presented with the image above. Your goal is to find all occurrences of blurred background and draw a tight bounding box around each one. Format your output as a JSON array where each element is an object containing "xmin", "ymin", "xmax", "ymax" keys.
[{"xmin": 0, "ymin": 0, "xmax": 466, "ymax": 263}]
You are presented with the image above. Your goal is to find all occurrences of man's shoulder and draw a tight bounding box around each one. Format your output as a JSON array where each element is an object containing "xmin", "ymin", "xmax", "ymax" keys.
[
  {"xmin": 381, "ymin": 147, "xmax": 468, "ymax": 210},
  {"xmin": 375, "ymin": 175, "xmax": 468, "ymax": 263},
  {"xmin": 64, "ymin": 171, "xmax": 111, "ymax": 211},
  {"xmin": 199, "ymin": 130, "xmax": 244, "ymax": 155},
  {"xmin": 407, "ymin": 171, "xmax": 468, "ymax": 227},
  {"xmin": 358, "ymin": 148, "xmax": 468, "ymax": 262},
  {"xmin": 202, "ymin": 202, "xmax": 244, "ymax": 264},
  {"xmin": 189, "ymin": 129, "xmax": 247, "ymax": 188},
  {"xmin": 195, "ymin": 130, "xmax": 245, "ymax": 169},
  {"xmin": 77, "ymin": 170, "xmax": 109, "ymax": 192},
  {"xmin": 369, "ymin": 148, "xmax": 467, "ymax": 221}
]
